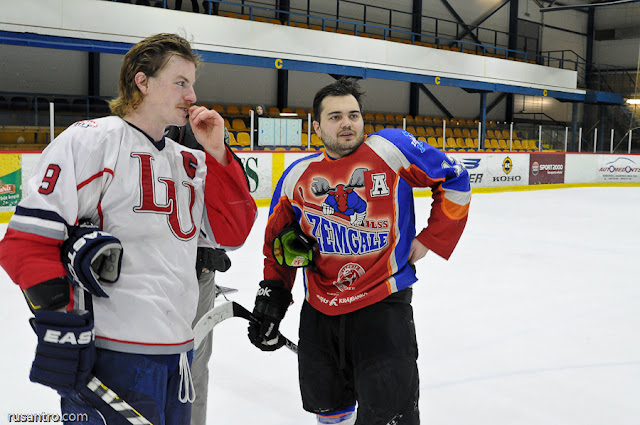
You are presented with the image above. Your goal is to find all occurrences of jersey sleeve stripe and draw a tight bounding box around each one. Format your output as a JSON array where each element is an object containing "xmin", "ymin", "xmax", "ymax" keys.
[
  {"xmin": 441, "ymin": 196, "xmax": 470, "ymax": 221},
  {"xmin": 443, "ymin": 187, "xmax": 472, "ymax": 206},
  {"xmin": 9, "ymin": 207, "xmax": 67, "ymax": 240}
]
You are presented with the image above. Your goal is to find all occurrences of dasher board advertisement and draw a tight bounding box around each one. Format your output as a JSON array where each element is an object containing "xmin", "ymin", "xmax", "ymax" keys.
[
  {"xmin": 529, "ymin": 153, "xmax": 566, "ymax": 184},
  {"xmin": 452, "ymin": 153, "xmax": 529, "ymax": 187}
]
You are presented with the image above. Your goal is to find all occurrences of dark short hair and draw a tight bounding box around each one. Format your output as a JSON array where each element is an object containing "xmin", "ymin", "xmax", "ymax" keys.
[{"xmin": 312, "ymin": 78, "xmax": 365, "ymax": 122}]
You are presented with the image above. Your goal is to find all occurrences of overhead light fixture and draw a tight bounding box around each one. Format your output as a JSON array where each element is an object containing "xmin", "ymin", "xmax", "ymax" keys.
[{"xmin": 626, "ymin": 99, "xmax": 640, "ymax": 105}]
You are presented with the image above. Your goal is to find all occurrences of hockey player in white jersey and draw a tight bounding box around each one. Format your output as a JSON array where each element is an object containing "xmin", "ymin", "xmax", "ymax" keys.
[{"xmin": 0, "ymin": 33, "xmax": 257, "ymax": 424}]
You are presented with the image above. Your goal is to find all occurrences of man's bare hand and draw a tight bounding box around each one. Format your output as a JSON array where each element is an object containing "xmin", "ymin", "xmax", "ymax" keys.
[
  {"xmin": 408, "ymin": 238, "xmax": 429, "ymax": 265},
  {"xmin": 189, "ymin": 105, "xmax": 228, "ymax": 164}
]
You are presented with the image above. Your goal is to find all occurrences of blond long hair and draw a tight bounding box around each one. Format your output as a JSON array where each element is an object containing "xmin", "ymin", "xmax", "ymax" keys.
[{"xmin": 109, "ymin": 33, "xmax": 201, "ymax": 117}]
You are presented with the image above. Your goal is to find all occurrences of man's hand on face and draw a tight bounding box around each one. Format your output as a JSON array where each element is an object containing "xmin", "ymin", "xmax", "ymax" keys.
[{"xmin": 189, "ymin": 106, "xmax": 228, "ymax": 164}]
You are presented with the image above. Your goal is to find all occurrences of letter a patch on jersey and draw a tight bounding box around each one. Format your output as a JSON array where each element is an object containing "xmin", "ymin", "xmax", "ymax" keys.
[{"xmin": 365, "ymin": 170, "xmax": 392, "ymax": 200}]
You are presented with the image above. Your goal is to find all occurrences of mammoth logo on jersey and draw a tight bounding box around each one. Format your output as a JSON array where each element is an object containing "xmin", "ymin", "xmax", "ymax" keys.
[
  {"xmin": 300, "ymin": 167, "xmax": 390, "ymax": 257},
  {"xmin": 131, "ymin": 152, "xmax": 197, "ymax": 240}
]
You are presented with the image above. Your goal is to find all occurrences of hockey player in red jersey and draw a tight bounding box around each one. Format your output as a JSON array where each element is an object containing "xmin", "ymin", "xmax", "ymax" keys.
[
  {"xmin": 248, "ymin": 78, "xmax": 471, "ymax": 424},
  {"xmin": 0, "ymin": 33, "xmax": 256, "ymax": 424}
]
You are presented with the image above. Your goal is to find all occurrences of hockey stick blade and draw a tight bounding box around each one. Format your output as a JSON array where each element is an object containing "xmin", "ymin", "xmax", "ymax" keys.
[
  {"xmin": 193, "ymin": 301, "xmax": 298, "ymax": 354},
  {"xmin": 86, "ymin": 375, "xmax": 152, "ymax": 424},
  {"xmin": 193, "ymin": 301, "xmax": 235, "ymax": 349}
]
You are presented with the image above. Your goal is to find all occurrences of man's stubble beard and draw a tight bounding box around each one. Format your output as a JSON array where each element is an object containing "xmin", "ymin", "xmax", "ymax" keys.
[{"xmin": 321, "ymin": 131, "xmax": 365, "ymax": 159}]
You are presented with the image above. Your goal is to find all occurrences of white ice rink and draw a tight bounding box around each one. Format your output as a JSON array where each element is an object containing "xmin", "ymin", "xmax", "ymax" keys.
[{"xmin": 1, "ymin": 187, "xmax": 639, "ymax": 425}]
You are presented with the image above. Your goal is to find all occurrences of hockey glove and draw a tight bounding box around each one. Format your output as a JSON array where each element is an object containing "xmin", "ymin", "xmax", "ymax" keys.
[
  {"xmin": 29, "ymin": 310, "xmax": 95, "ymax": 396},
  {"xmin": 196, "ymin": 247, "xmax": 231, "ymax": 279},
  {"xmin": 61, "ymin": 223, "xmax": 123, "ymax": 298},
  {"xmin": 273, "ymin": 225, "xmax": 317, "ymax": 268},
  {"xmin": 248, "ymin": 280, "xmax": 292, "ymax": 351}
]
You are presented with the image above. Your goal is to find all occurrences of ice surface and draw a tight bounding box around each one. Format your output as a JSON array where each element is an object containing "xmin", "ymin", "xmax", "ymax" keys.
[{"xmin": 1, "ymin": 187, "xmax": 639, "ymax": 424}]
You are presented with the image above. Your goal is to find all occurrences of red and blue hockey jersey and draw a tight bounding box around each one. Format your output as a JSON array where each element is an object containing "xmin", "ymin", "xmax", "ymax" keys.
[{"xmin": 264, "ymin": 128, "xmax": 471, "ymax": 315}]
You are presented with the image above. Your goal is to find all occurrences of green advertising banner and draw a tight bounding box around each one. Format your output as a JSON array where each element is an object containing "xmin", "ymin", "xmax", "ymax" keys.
[{"xmin": 0, "ymin": 154, "xmax": 22, "ymax": 207}]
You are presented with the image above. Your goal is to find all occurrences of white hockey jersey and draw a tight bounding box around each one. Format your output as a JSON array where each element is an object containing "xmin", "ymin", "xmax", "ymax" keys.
[{"xmin": 0, "ymin": 116, "xmax": 256, "ymax": 354}]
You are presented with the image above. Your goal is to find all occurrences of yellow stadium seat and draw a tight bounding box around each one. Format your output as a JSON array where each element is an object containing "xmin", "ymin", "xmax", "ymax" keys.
[
  {"xmin": 310, "ymin": 134, "xmax": 323, "ymax": 147},
  {"xmin": 226, "ymin": 105, "xmax": 241, "ymax": 117},
  {"xmin": 236, "ymin": 132, "xmax": 251, "ymax": 146},
  {"xmin": 465, "ymin": 138, "xmax": 477, "ymax": 149},
  {"xmin": 513, "ymin": 139, "xmax": 523, "ymax": 150},
  {"xmin": 268, "ymin": 107, "xmax": 280, "ymax": 116},
  {"xmin": 231, "ymin": 119, "xmax": 248, "ymax": 132}
]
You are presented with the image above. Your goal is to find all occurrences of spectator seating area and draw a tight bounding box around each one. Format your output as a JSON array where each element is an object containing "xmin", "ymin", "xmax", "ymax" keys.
[
  {"xmin": 214, "ymin": 103, "xmax": 542, "ymax": 152},
  {"xmin": 0, "ymin": 96, "xmax": 544, "ymax": 152}
]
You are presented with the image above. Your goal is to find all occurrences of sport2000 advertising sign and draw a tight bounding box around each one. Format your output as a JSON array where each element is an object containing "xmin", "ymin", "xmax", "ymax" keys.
[{"xmin": 529, "ymin": 153, "xmax": 565, "ymax": 184}]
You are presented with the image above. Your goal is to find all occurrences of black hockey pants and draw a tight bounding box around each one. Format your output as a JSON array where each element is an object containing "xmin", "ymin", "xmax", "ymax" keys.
[{"xmin": 298, "ymin": 288, "xmax": 419, "ymax": 424}]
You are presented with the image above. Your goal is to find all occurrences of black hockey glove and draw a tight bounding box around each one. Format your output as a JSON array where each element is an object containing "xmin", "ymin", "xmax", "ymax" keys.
[
  {"xmin": 29, "ymin": 310, "xmax": 95, "ymax": 396},
  {"xmin": 248, "ymin": 280, "xmax": 292, "ymax": 351},
  {"xmin": 196, "ymin": 247, "xmax": 231, "ymax": 279},
  {"xmin": 61, "ymin": 223, "xmax": 123, "ymax": 298}
]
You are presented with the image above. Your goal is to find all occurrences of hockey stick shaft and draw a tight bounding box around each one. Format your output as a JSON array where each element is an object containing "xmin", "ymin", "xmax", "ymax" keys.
[
  {"xmin": 86, "ymin": 375, "xmax": 153, "ymax": 424},
  {"xmin": 193, "ymin": 301, "xmax": 297, "ymax": 354}
]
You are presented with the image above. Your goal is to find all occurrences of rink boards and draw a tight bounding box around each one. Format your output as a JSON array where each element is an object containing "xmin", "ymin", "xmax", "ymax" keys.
[{"xmin": 1, "ymin": 151, "xmax": 639, "ymax": 221}]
